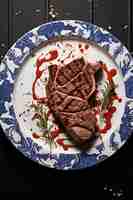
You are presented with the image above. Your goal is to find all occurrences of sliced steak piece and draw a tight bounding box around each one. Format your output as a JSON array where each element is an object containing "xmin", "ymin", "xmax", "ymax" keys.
[
  {"xmin": 46, "ymin": 57, "xmax": 100, "ymax": 147},
  {"xmin": 54, "ymin": 109, "xmax": 97, "ymax": 145}
]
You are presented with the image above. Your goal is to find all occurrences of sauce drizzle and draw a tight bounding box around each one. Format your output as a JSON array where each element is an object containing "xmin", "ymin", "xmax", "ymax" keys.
[
  {"xmin": 32, "ymin": 132, "xmax": 41, "ymax": 139},
  {"xmin": 32, "ymin": 50, "xmax": 58, "ymax": 101},
  {"xmin": 99, "ymin": 62, "xmax": 117, "ymax": 82},
  {"xmin": 95, "ymin": 62, "xmax": 122, "ymax": 134},
  {"xmin": 56, "ymin": 138, "xmax": 74, "ymax": 151},
  {"xmin": 50, "ymin": 128, "xmax": 60, "ymax": 139}
]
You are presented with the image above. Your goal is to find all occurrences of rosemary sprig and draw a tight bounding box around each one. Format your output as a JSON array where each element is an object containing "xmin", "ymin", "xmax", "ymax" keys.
[
  {"xmin": 101, "ymin": 81, "xmax": 117, "ymax": 110},
  {"xmin": 31, "ymin": 103, "xmax": 54, "ymax": 146}
]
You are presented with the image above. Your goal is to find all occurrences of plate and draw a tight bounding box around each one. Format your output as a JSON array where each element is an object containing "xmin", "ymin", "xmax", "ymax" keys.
[{"xmin": 0, "ymin": 20, "xmax": 133, "ymax": 170}]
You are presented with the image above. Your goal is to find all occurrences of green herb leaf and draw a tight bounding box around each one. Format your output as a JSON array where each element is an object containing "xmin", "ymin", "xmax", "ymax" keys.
[
  {"xmin": 101, "ymin": 80, "xmax": 117, "ymax": 110},
  {"xmin": 99, "ymin": 113, "xmax": 105, "ymax": 127},
  {"xmin": 32, "ymin": 103, "xmax": 57, "ymax": 150}
]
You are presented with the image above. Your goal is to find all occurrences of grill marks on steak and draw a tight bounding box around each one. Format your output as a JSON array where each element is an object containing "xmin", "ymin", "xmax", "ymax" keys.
[
  {"xmin": 56, "ymin": 59, "xmax": 96, "ymax": 100},
  {"xmin": 48, "ymin": 90, "xmax": 88, "ymax": 113},
  {"xmin": 56, "ymin": 58, "xmax": 85, "ymax": 86},
  {"xmin": 46, "ymin": 57, "xmax": 99, "ymax": 147}
]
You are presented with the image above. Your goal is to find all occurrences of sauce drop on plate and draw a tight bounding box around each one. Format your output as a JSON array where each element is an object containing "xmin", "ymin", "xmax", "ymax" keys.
[
  {"xmin": 56, "ymin": 138, "xmax": 74, "ymax": 151},
  {"xmin": 32, "ymin": 132, "xmax": 41, "ymax": 139}
]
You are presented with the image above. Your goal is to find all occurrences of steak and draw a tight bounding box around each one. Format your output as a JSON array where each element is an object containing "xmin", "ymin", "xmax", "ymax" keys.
[{"xmin": 46, "ymin": 57, "xmax": 100, "ymax": 147}]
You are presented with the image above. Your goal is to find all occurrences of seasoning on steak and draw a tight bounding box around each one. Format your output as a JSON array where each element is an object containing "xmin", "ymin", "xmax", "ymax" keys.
[{"xmin": 46, "ymin": 57, "xmax": 100, "ymax": 147}]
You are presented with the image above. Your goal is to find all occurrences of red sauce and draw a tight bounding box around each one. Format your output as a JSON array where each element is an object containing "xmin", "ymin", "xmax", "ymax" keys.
[
  {"xmin": 109, "ymin": 106, "xmax": 117, "ymax": 113},
  {"xmin": 56, "ymin": 138, "xmax": 74, "ymax": 151},
  {"xmin": 32, "ymin": 132, "xmax": 40, "ymax": 139},
  {"xmin": 97, "ymin": 105, "xmax": 117, "ymax": 134},
  {"xmin": 50, "ymin": 128, "xmax": 60, "ymax": 139},
  {"xmin": 80, "ymin": 48, "xmax": 84, "ymax": 53},
  {"xmin": 32, "ymin": 50, "xmax": 58, "ymax": 101},
  {"xmin": 111, "ymin": 95, "xmax": 122, "ymax": 102},
  {"xmin": 108, "ymin": 69, "xmax": 117, "ymax": 79},
  {"xmin": 95, "ymin": 63, "xmax": 122, "ymax": 134},
  {"xmin": 99, "ymin": 63, "xmax": 117, "ymax": 82},
  {"xmin": 96, "ymin": 63, "xmax": 122, "ymax": 133}
]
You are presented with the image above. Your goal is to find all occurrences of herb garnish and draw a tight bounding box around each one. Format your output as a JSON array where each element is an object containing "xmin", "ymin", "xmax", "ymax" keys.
[{"xmin": 31, "ymin": 103, "xmax": 55, "ymax": 146}]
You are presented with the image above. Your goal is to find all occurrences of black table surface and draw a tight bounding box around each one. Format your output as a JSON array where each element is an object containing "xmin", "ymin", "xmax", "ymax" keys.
[{"xmin": 0, "ymin": 0, "xmax": 133, "ymax": 195}]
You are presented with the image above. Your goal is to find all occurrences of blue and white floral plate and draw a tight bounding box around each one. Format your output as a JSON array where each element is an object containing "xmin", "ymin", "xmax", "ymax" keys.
[{"xmin": 0, "ymin": 20, "xmax": 133, "ymax": 170}]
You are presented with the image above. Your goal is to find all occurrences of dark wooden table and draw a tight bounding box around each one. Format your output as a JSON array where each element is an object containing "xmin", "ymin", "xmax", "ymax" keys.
[{"xmin": 0, "ymin": 0, "xmax": 132, "ymax": 195}]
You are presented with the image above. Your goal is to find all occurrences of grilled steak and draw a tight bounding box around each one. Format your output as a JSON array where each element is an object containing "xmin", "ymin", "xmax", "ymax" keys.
[{"xmin": 46, "ymin": 57, "xmax": 100, "ymax": 147}]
